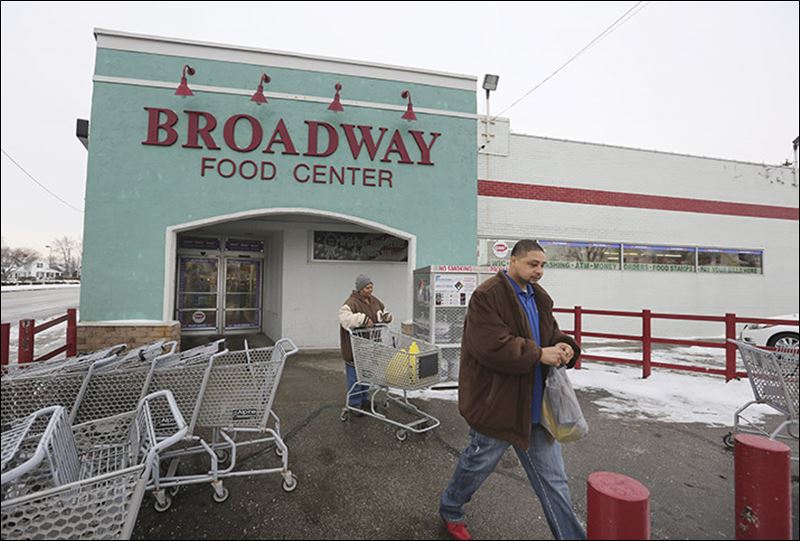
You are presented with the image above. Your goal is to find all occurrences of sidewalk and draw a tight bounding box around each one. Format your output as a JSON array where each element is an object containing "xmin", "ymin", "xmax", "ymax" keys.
[{"xmin": 133, "ymin": 351, "xmax": 799, "ymax": 540}]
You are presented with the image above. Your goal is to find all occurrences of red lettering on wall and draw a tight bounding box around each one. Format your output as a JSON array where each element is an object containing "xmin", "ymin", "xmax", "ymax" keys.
[
  {"xmin": 261, "ymin": 162, "xmax": 276, "ymax": 180},
  {"xmin": 341, "ymin": 124, "xmax": 388, "ymax": 160},
  {"xmin": 381, "ymin": 130, "xmax": 414, "ymax": 164},
  {"xmin": 409, "ymin": 130, "xmax": 441, "ymax": 165},
  {"xmin": 262, "ymin": 119, "xmax": 300, "ymax": 155},
  {"xmin": 239, "ymin": 160, "xmax": 258, "ymax": 180},
  {"xmin": 223, "ymin": 114, "xmax": 263, "ymax": 153},
  {"xmin": 304, "ymin": 121, "xmax": 338, "ymax": 157},
  {"xmin": 142, "ymin": 107, "xmax": 179, "ymax": 146},
  {"xmin": 201, "ymin": 156, "xmax": 216, "ymax": 176},
  {"xmin": 378, "ymin": 169, "xmax": 393, "ymax": 188},
  {"xmin": 183, "ymin": 111, "xmax": 220, "ymax": 150},
  {"xmin": 294, "ymin": 163, "xmax": 310, "ymax": 182}
]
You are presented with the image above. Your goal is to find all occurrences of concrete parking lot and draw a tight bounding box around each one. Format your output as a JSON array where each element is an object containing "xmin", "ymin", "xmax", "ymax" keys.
[{"xmin": 133, "ymin": 350, "xmax": 799, "ymax": 540}]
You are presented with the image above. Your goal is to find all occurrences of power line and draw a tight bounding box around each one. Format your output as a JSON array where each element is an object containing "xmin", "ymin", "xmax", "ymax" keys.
[
  {"xmin": 493, "ymin": 1, "xmax": 650, "ymax": 120},
  {"xmin": 1, "ymin": 148, "xmax": 84, "ymax": 213}
]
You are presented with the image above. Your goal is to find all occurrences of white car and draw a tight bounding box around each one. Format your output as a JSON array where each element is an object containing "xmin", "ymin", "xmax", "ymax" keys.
[{"xmin": 739, "ymin": 314, "xmax": 799, "ymax": 349}]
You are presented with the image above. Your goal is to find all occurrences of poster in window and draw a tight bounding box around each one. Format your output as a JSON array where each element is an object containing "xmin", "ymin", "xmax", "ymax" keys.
[{"xmin": 313, "ymin": 231, "xmax": 408, "ymax": 262}]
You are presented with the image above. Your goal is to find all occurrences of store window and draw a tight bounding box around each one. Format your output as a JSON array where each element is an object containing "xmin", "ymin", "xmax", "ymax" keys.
[
  {"xmin": 312, "ymin": 231, "xmax": 408, "ymax": 262},
  {"xmin": 539, "ymin": 240, "xmax": 621, "ymax": 270},
  {"xmin": 623, "ymin": 245, "xmax": 695, "ymax": 272},
  {"xmin": 698, "ymin": 248, "xmax": 763, "ymax": 274}
]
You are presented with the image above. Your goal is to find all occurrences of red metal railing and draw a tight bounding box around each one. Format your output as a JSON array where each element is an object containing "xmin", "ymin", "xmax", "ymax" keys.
[
  {"xmin": 1, "ymin": 308, "xmax": 78, "ymax": 367},
  {"xmin": 554, "ymin": 306, "xmax": 799, "ymax": 382}
]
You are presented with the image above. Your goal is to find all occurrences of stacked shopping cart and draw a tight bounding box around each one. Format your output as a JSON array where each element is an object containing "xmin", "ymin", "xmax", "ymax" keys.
[
  {"xmin": 724, "ymin": 340, "xmax": 799, "ymax": 460},
  {"xmin": 1, "ymin": 336, "xmax": 299, "ymax": 539}
]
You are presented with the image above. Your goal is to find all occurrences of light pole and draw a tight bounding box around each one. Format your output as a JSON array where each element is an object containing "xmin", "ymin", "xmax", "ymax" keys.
[
  {"xmin": 481, "ymin": 74, "xmax": 499, "ymax": 152},
  {"xmin": 45, "ymin": 244, "xmax": 53, "ymax": 269}
]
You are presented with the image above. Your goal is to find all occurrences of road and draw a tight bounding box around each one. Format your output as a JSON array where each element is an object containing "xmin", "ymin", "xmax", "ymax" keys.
[{"xmin": 0, "ymin": 287, "xmax": 80, "ymax": 324}]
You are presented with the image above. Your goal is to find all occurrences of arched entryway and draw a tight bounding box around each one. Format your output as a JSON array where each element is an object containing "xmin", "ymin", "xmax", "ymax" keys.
[{"xmin": 163, "ymin": 208, "xmax": 416, "ymax": 348}]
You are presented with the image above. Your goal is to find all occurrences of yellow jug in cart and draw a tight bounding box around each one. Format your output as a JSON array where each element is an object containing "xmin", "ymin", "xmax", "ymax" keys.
[{"xmin": 385, "ymin": 341, "xmax": 421, "ymax": 387}]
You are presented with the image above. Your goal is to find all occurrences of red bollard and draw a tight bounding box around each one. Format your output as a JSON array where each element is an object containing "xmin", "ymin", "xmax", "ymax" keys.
[
  {"xmin": 587, "ymin": 471, "xmax": 650, "ymax": 540},
  {"xmin": 734, "ymin": 434, "xmax": 791, "ymax": 540}
]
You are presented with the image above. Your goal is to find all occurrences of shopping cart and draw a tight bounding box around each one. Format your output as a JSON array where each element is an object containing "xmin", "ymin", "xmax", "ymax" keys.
[
  {"xmin": 146, "ymin": 337, "xmax": 300, "ymax": 511},
  {"xmin": 341, "ymin": 325, "xmax": 441, "ymax": 441},
  {"xmin": 1, "ymin": 340, "xmax": 177, "ymax": 426},
  {"xmin": 1, "ymin": 390, "xmax": 187, "ymax": 540},
  {"xmin": 723, "ymin": 340, "xmax": 798, "ymax": 460}
]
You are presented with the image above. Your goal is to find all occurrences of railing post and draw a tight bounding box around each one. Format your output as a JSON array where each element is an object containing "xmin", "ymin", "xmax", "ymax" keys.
[
  {"xmin": 1, "ymin": 322, "xmax": 9, "ymax": 367},
  {"xmin": 66, "ymin": 308, "xmax": 78, "ymax": 357},
  {"xmin": 18, "ymin": 318, "xmax": 35, "ymax": 365},
  {"xmin": 642, "ymin": 309, "xmax": 652, "ymax": 379},
  {"xmin": 725, "ymin": 313, "xmax": 737, "ymax": 382},
  {"xmin": 574, "ymin": 305, "xmax": 583, "ymax": 369}
]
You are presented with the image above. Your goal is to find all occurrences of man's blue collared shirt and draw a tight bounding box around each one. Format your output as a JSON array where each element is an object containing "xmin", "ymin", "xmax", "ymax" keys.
[{"xmin": 504, "ymin": 272, "xmax": 544, "ymax": 424}]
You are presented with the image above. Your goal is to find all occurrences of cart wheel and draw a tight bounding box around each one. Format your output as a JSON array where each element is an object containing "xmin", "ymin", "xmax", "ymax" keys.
[
  {"xmin": 154, "ymin": 494, "xmax": 172, "ymax": 512},
  {"xmin": 340, "ymin": 410, "xmax": 349, "ymax": 422},
  {"xmin": 722, "ymin": 432, "xmax": 735, "ymax": 449},
  {"xmin": 282, "ymin": 474, "xmax": 298, "ymax": 493},
  {"xmin": 383, "ymin": 400, "xmax": 390, "ymax": 409},
  {"xmin": 212, "ymin": 486, "xmax": 230, "ymax": 503},
  {"xmin": 216, "ymin": 449, "xmax": 229, "ymax": 464},
  {"xmin": 169, "ymin": 485, "xmax": 180, "ymax": 497},
  {"xmin": 395, "ymin": 429, "xmax": 408, "ymax": 442}
]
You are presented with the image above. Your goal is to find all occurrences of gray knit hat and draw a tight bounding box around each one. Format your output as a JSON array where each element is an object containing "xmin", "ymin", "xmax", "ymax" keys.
[{"xmin": 355, "ymin": 274, "xmax": 373, "ymax": 291}]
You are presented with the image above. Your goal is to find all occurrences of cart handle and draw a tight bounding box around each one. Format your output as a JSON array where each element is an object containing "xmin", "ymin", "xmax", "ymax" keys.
[
  {"xmin": 347, "ymin": 323, "xmax": 388, "ymax": 336},
  {"xmin": 274, "ymin": 337, "xmax": 299, "ymax": 357},
  {"xmin": 1, "ymin": 406, "xmax": 66, "ymax": 486},
  {"xmin": 140, "ymin": 390, "xmax": 189, "ymax": 460}
]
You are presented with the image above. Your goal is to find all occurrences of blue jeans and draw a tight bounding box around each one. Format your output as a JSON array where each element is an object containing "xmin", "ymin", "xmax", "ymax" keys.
[
  {"xmin": 440, "ymin": 425, "xmax": 586, "ymax": 540},
  {"xmin": 345, "ymin": 363, "xmax": 369, "ymax": 407}
]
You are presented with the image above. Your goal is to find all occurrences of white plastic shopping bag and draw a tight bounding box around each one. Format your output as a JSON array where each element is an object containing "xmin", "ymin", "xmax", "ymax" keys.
[{"xmin": 541, "ymin": 366, "xmax": 588, "ymax": 442}]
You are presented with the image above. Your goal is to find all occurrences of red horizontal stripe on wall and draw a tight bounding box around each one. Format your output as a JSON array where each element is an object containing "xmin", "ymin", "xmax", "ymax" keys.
[{"xmin": 477, "ymin": 180, "xmax": 799, "ymax": 221}]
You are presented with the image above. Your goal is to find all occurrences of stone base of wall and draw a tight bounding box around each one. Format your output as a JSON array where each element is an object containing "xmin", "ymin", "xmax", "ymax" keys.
[{"xmin": 77, "ymin": 321, "xmax": 181, "ymax": 353}]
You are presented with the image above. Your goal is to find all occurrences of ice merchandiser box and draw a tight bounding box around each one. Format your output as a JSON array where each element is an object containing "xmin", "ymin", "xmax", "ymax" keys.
[{"xmin": 412, "ymin": 266, "xmax": 502, "ymax": 382}]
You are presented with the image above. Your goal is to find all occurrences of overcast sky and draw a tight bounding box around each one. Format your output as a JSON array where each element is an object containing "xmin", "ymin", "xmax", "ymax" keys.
[{"xmin": 1, "ymin": 1, "xmax": 798, "ymax": 253}]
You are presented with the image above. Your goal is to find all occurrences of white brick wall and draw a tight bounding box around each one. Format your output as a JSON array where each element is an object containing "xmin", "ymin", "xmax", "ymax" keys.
[{"xmin": 478, "ymin": 130, "xmax": 799, "ymax": 337}]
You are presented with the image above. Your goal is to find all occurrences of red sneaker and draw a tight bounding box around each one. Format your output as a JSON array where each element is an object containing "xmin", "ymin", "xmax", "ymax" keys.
[{"xmin": 442, "ymin": 519, "xmax": 472, "ymax": 540}]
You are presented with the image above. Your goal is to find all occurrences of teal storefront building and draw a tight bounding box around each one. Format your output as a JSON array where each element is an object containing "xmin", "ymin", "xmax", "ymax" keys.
[{"xmin": 78, "ymin": 29, "xmax": 477, "ymax": 349}]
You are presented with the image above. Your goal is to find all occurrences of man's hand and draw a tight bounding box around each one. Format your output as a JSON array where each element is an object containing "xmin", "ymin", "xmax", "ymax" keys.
[
  {"xmin": 555, "ymin": 342, "xmax": 574, "ymax": 363},
  {"xmin": 539, "ymin": 346, "xmax": 569, "ymax": 367}
]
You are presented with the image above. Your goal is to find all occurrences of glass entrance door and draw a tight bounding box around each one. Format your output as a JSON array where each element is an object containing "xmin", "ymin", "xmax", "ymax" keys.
[
  {"xmin": 176, "ymin": 256, "xmax": 219, "ymax": 331},
  {"xmin": 223, "ymin": 258, "xmax": 262, "ymax": 330}
]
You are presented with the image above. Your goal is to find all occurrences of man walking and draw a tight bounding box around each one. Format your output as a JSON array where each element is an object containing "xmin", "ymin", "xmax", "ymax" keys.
[{"xmin": 439, "ymin": 239, "xmax": 585, "ymax": 540}]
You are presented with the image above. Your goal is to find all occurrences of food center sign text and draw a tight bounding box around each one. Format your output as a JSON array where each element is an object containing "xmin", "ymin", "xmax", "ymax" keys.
[{"xmin": 142, "ymin": 107, "xmax": 442, "ymax": 188}]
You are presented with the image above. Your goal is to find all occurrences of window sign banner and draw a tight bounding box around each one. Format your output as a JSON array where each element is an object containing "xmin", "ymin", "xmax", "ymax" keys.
[
  {"xmin": 225, "ymin": 239, "xmax": 264, "ymax": 253},
  {"xmin": 179, "ymin": 237, "xmax": 221, "ymax": 251},
  {"xmin": 624, "ymin": 263, "xmax": 695, "ymax": 272},
  {"xmin": 313, "ymin": 231, "xmax": 408, "ymax": 261},
  {"xmin": 698, "ymin": 266, "xmax": 761, "ymax": 274},
  {"xmin": 547, "ymin": 261, "xmax": 621, "ymax": 270},
  {"xmin": 540, "ymin": 240, "xmax": 621, "ymax": 270},
  {"xmin": 434, "ymin": 274, "xmax": 477, "ymax": 306}
]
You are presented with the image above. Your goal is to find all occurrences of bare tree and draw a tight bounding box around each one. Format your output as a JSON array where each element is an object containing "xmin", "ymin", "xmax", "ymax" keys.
[
  {"xmin": 1, "ymin": 246, "xmax": 40, "ymax": 281},
  {"xmin": 51, "ymin": 236, "xmax": 82, "ymax": 277}
]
